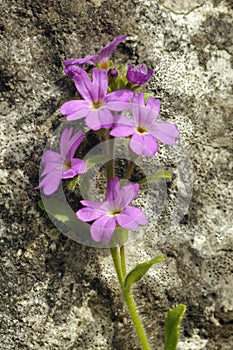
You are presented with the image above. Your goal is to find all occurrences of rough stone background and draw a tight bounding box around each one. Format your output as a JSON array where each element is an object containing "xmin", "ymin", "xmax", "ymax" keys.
[{"xmin": 0, "ymin": 0, "xmax": 232, "ymax": 349}]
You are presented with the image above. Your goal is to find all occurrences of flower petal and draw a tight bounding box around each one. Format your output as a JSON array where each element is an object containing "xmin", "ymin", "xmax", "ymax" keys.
[
  {"xmin": 110, "ymin": 125, "xmax": 134, "ymax": 137},
  {"xmin": 117, "ymin": 206, "xmax": 147, "ymax": 230},
  {"xmin": 60, "ymin": 128, "xmax": 85, "ymax": 158},
  {"xmin": 64, "ymin": 55, "xmax": 99, "ymax": 66},
  {"xmin": 99, "ymin": 34, "xmax": 127, "ymax": 62},
  {"xmin": 71, "ymin": 158, "xmax": 87, "ymax": 174},
  {"xmin": 114, "ymin": 182, "xmax": 139, "ymax": 209},
  {"xmin": 60, "ymin": 100, "xmax": 89, "ymax": 120},
  {"xmin": 105, "ymin": 177, "xmax": 121, "ymax": 201},
  {"xmin": 92, "ymin": 68, "xmax": 108, "ymax": 101},
  {"xmin": 146, "ymin": 97, "xmax": 160, "ymax": 117},
  {"xmin": 41, "ymin": 150, "xmax": 62, "ymax": 164},
  {"xmin": 132, "ymin": 94, "xmax": 157, "ymax": 126},
  {"xmin": 62, "ymin": 168, "xmax": 79, "ymax": 179},
  {"xmin": 150, "ymin": 122, "xmax": 179, "ymax": 145},
  {"xmin": 85, "ymin": 109, "xmax": 113, "ymax": 130},
  {"xmin": 130, "ymin": 133, "xmax": 158, "ymax": 157},
  {"xmin": 59, "ymin": 128, "xmax": 73, "ymax": 155},
  {"xmin": 90, "ymin": 216, "xmax": 116, "ymax": 242},
  {"xmin": 76, "ymin": 207, "xmax": 103, "ymax": 222},
  {"xmin": 73, "ymin": 69, "xmax": 95, "ymax": 101},
  {"xmin": 80, "ymin": 200, "xmax": 110, "ymax": 211},
  {"xmin": 106, "ymin": 89, "xmax": 134, "ymax": 102},
  {"xmin": 68, "ymin": 133, "xmax": 85, "ymax": 159},
  {"xmin": 37, "ymin": 170, "xmax": 62, "ymax": 196},
  {"xmin": 62, "ymin": 159, "xmax": 87, "ymax": 179}
]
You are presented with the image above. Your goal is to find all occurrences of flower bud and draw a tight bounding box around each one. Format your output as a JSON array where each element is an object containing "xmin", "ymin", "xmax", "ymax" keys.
[{"xmin": 108, "ymin": 68, "xmax": 118, "ymax": 78}]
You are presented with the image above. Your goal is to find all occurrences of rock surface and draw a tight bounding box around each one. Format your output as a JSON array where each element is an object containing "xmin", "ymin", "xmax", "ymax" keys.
[{"xmin": 0, "ymin": 0, "xmax": 232, "ymax": 349}]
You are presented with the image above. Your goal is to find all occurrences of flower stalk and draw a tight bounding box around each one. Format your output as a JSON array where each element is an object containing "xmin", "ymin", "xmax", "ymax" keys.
[{"xmin": 110, "ymin": 246, "xmax": 151, "ymax": 350}]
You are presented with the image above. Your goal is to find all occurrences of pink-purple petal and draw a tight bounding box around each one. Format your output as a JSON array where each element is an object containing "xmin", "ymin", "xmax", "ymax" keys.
[
  {"xmin": 90, "ymin": 216, "xmax": 116, "ymax": 242},
  {"xmin": 80, "ymin": 200, "xmax": 110, "ymax": 212},
  {"xmin": 71, "ymin": 158, "xmax": 87, "ymax": 174},
  {"xmin": 99, "ymin": 34, "xmax": 127, "ymax": 62},
  {"xmin": 130, "ymin": 133, "xmax": 158, "ymax": 157},
  {"xmin": 114, "ymin": 182, "xmax": 139, "ymax": 209},
  {"xmin": 151, "ymin": 122, "xmax": 179, "ymax": 145},
  {"xmin": 85, "ymin": 109, "xmax": 113, "ymax": 130},
  {"xmin": 105, "ymin": 178, "xmax": 121, "ymax": 201},
  {"xmin": 62, "ymin": 168, "xmax": 78, "ymax": 179},
  {"xmin": 68, "ymin": 133, "xmax": 85, "ymax": 159},
  {"xmin": 105, "ymin": 89, "xmax": 134, "ymax": 103},
  {"xmin": 60, "ymin": 129, "xmax": 84, "ymax": 158},
  {"xmin": 110, "ymin": 125, "xmax": 134, "ymax": 137},
  {"xmin": 38, "ymin": 170, "xmax": 62, "ymax": 196},
  {"xmin": 146, "ymin": 97, "xmax": 160, "ymax": 117},
  {"xmin": 60, "ymin": 100, "xmax": 89, "ymax": 117},
  {"xmin": 117, "ymin": 206, "xmax": 147, "ymax": 230},
  {"xmin": 92, "ymin": 68, "xmax": 108, "ymax": 100},
  {"xmin": 76, "ymin": 207, "xmax": 103, "ymax": 222},
  {"xmin": 66, "ymin": 109, "xmax": 89, "ymax": 121},
  {"xmin": 59, "ymin": 128, "xmax": 73, "ymax": 155},
  {"xmin": 73, "ymin": 69, "xmax": 95, "ymax": 101},
  {"xmin": 64, "ymin": 55, "xmax": 99, "ymax": 66},
  {"xmin": 41, "ymin": 150, "xmax": 62, "ymax": 164}
]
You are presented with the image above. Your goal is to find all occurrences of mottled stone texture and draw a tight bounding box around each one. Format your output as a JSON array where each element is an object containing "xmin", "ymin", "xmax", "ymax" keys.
[{"xmin": 0, "ymin": 0, "xmax": 232, "ymax": 349}]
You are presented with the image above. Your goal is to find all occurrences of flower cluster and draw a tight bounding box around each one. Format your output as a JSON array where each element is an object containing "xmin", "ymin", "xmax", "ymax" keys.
[{"xmin": 36, "ymin": 34, "xmax": 179, "ymax": 243}]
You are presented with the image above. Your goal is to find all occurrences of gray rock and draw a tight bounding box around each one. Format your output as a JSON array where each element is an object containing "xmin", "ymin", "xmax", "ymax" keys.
[{"xmin": 0, "ymin": 0, "xmax": 232, "ymax": 349}]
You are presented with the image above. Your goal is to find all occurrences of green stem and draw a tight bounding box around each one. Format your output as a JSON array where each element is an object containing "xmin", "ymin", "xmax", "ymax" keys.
[
  {"xmin": 110, "ymin": 247, "xmax": 151, "ymax": 350},
  {"xmin": 110, "ymin": 247, "xmax": 124, "ymax": 289},
  {"xmin": 124, "ymin": 160, "xmax": 135, "ymax": 180},
  {"xmin": 123, "ymin": 289, "xmax": 151, "ymax": 350},
  {"xmin": 120, "ymin": 245, "xmax": 126, "ymax": 278}
]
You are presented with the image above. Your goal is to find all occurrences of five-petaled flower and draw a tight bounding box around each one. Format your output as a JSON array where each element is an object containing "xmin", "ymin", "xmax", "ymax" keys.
[
  {"xmin": 126, "ymin": 64, "xmax": 153, "ymax": 85},
  {"xmin": 35, "ymin": 128, "xmax": 87, "ymax": 195},
  {"xmin": 110, "ymin": 93, "xmax": 179, "ymax": 157},
  {"xmin": 60, "ymin": 68, "xmax": 133, "ymax": 131},
  {"xmin": 64, "ymin": 34, "xmax": 127, "ymax": 70},
  {"xmin": 76, "ymin": 177, "xmax": 147, "ymax": 242}
]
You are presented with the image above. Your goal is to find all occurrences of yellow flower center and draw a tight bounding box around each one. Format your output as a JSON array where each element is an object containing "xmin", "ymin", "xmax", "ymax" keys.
[
  {"xmin": 110, "ymin": 209, "xmax": 122, "ymax": 217},
  {"xmin": 64, "ymin": 160, "xmax": 71, "ymax": 170},
  {"xmin": 136, "ymin": 126, "xmax": 148, "ymax": 134},
  {"xmin": 100, "ymin": 61, "xmax": 109, "ymax": 70},
  {"xmin": 92, "ymin": 100, "xmax": 104, "ymax": 110}
]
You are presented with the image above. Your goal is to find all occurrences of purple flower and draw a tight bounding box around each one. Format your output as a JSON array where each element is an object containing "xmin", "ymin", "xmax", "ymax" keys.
[
  {"xmin": 110, "ymin": 93, "xmax": 179, "ymax": 157},
  {"xmin": 36, "ymin": 128, "xmax": 87, "ymax": 195},
  {"xmin": 126, "ymin": 64, "xmax": 153, "ymax": 85},
  {"xmin": 60, "ymin": 68, "xmax": 134, "ymax": 131},
  {"xmin": 64, "ymin": 34, "xmax": 127, "ymax": 69},
  {"xmin": 76, "ymin": 177, "xmax": 147, "ymax": 242}
]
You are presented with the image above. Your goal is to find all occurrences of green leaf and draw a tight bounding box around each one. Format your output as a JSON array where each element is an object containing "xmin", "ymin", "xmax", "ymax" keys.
[
  {"xmin": 66, "ymin": 175, "xmax": 79, "ymax": 191},
  {"xmin": 124, "ymin": 255, "xmax": 164, "ymax": 290},
  {"xmin": 164, "ymin": 304, "xmax": 186, "ymax": 350},
  {"xmin": 38, "ymin": 199, "xmax": 45, "ymax": 210},
  {"xmin": 139, "ymin": 170, "xmax": 171, "ymax": 185}
]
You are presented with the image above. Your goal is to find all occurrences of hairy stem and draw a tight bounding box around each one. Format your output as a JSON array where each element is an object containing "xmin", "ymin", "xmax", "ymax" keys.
[
  {"xmin": 120, "ymin": 245, "xmax": 127, "ymax": 278},
  {"xmin": 110, "ymin": 247, "xmax": 151, "ymax": 350},
  {"xmin": 124, "ymin": 160, "xmax": 135, "ymax": 180}
]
